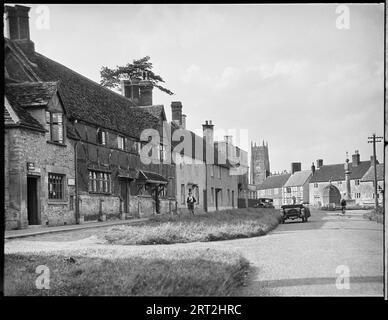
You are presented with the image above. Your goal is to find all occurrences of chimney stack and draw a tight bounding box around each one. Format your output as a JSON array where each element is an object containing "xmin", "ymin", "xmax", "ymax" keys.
[
  {"xmin": 370, "ymin": 155, "xmax": 379, "ymax": 165},
  {"xmin": 311, "ymin": 162, "xmax": 316, "ymax": 175},
  {"xmin": 291, "ymin": 162, "xmax": 301, "ymax": 174},
  {"xmin": 316, "ymin": 159, "xmax": 323, "ymax": 169},
  {"xmin": 121, "ymin": 78, "xmax": 141, "ymax": 104},
  {"xmin": 352, "ymin": 150, "xmax": 360, "ymax": 167},
  {"xmin": 171, "ymin": 101, "xmax": 183, "ymax": 126},
  {"xmin": 181, "ymin": 114, "xmax": 187, "ymax": 129},
  {"xmin": 5, "ymin": 5, "xmax": 35, "ymax": 58},
  {"xmin": 138, "ymin": 75, "xmax": 153, "ymax": 106},
  {"xmin": 202, "ymin": 120, "xmax": 214, "ymax": 146}
]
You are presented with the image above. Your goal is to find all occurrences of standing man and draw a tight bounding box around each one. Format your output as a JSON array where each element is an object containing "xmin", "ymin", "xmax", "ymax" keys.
[
  {"xmin": 340, "ymin": 196, "xmax": 347, "ymax": 215},
  {"xmin": 187, "ymin": 189, "xmax": 197, "ymax": 215}
]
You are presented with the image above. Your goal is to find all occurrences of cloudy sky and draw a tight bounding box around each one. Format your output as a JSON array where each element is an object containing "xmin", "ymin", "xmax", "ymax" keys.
[{"xmin": 22, "ymin": 4, "xmax": 384, "ymax": 173}]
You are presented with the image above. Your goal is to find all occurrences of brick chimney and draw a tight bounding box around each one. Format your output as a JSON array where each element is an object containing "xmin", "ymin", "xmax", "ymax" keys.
[
  {"xmin": 202, "ymin": 120, "xmax": 214, "ymax": 146},
  {"xmin": 5, "ymin": 5, "xmax": 35, "ymax": 58},
  {"xmin": 291, "ymin": 162, "xmax": 301, "ymax": 174},
  {"xmin": 171, "ymin": 101, "xmax": 183, "ymax": 126},
  {"xmin": 121, "ymin": 78, "xmax": 141, "ymax": 104},
  {"xmin": 139, "ymin": 76, "xmax": 153, "ymax": 106},
  {"xmin": 352, "ymin": 150, "xmax": 360, "ymax": 167},
  {"xmin": 316, "ymin": 159, "xmax": 323, "ymax": 169},
  {"xmin": 370, "ymin": 155, "xmax": 379, "ymax": 165},
  {"xmin": 311, "ymin": 162, "xmax": 316, "ymax": 175}
]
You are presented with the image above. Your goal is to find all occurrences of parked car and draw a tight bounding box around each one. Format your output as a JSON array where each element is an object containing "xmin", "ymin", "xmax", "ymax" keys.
[
  {"xmin": 280, "ymin": 204, "xmax": 310, "ymax": 223},
  {"xmin": 254, "ymin": 198, "xmax": 274, "ymax": 208}
]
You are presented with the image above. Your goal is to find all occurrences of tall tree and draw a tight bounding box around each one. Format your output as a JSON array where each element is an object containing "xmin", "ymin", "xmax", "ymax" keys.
[{"xmin": 100, "ymin": 56, "xmax": 174, "ymax": 95}]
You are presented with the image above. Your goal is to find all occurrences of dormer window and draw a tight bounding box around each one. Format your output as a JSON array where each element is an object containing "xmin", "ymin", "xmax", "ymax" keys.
[
  {"xmin": 46, "ymin": 111, "xmax": 64, "ymax": 144},
  {"xmin": 97, "ymin": 129, "xmax": 107, "ymax": 145}
]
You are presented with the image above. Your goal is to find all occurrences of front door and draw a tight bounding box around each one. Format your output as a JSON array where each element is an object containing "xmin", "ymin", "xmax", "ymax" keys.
[
  {"xmin": 27, "ymin": 176, "xmax": 39, "ymax": 225},
  {"xmin": 120, "ymin": 179, "xmax": 130, "ymax": 213},
  {"xmin": 215, "ymin": 189, "xmax": 220, "ymax": 211}
]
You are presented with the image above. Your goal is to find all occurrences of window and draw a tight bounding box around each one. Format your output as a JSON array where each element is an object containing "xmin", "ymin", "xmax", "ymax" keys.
[
  {"xmin": 97, "ymin": 129, "xmax": 107, "ymax": 145},
  {"xmin": 88, "ymin": 170, "xmax": 111, "ymax": 193},
  {"xmin": 210, "ymin": 165, "xmax": 214, "ymax": 177},
  {"xmin": 211, "ymin": 187, "xmax": 215, "ymax": 204},
  {"xmin": 286, "ymin": 187, "xmax": 291, "ymax": 193},
  {"xmin": 118, "ymin": 136, "xmax": 125, "ymax": 150},
  {"xmin": 227, "ymin": 189, "xmax": 230, "ymax": 204},
  {"xmin": 46, "ymin": 111, "xmax": 64, "ymax": 144},
  {"xmin": 274, "ymin": 188, "xmax": 279, "ymax": 195},
  {"xmin": 48, "ymin": 173, "xmax": 65, "ymax": 199},
  {"xmin": 181, "ymin": 184, "xmax": 185, "ymax": 204},
  {"xmin": 314, "ymin": 183, "xmax": 318, "ymax": 188},
  {"xmin": 338, "ymin": 181, "xmax": 342, "ymax": 185},
  {"xmin": 355, "ymin": 179, "xmax": 360, "ymax": 186}
]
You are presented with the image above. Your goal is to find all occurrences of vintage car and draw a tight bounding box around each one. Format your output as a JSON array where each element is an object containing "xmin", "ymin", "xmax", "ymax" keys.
[
  {"xmin": 280, "ymin": 204, "xmax": 311, "ymax": 223},
  {"xmin": 254, "ymin": 198, "xmax": 274, "ymax": 208}
]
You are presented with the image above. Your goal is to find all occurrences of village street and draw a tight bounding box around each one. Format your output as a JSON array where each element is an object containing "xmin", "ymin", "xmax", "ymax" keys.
[{"xmin": 5, "ymin": 209, "xmax": 383, "ymax": 296}]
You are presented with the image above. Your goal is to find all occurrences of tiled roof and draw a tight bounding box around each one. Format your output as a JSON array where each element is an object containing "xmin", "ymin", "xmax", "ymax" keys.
[
  {"xmin": 5, "ymin": 39, "xmax": 164, "ymax": 140},
  {"xmin": 284, "ymin": 170, "xmax": 312, "ymax": 187},
  {"xmin": 256, "ymin": 173, "xmax": 292, "ymax": 190},
  {"xmin": 5, "ymin": 81, "xmax": 58, "ymax": 107},
  {"xmin": 5, "ymin": 95, "xmax": 45, "ymax": 132},
  {"xmin": 361, "ymin": 163, "xmax": 384, "ymax": 182},
  {"xmin": 310, "ymin": 161, "xmax": 371, "ymax": 183}
]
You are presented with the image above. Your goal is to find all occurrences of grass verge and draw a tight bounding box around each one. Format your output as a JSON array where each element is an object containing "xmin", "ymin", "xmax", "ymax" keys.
[
  {"xmin": 4, "ymin": 248, "xmax": 249, "ymax": 296},
  {"xmin": 102, "ymin": 208, "xmax": 281, "ymax": 245}
]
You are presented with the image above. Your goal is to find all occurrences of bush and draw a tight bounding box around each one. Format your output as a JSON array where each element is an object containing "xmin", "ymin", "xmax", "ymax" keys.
[
  {"xmin": 102, "ymin": 208, "xmax": 281, "ymax": 245},
  {"xmin": 363, "ymin": 208, "xmax": 384, "ymax": 224}
]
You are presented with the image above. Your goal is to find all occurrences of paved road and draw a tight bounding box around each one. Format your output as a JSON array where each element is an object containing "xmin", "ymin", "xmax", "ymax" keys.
[
  {"xmin": 232, "ymin": 209, "xmax": 384, "ymax": 296},
  {"xmin": 5, "ymin": 209, "xmax": 384, "ymax": 296}
]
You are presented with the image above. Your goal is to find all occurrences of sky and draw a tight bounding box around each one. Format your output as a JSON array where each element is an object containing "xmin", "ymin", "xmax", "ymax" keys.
[{"xmin": 15, "ymin": 4, "xmax": 384, "ymax": 173}]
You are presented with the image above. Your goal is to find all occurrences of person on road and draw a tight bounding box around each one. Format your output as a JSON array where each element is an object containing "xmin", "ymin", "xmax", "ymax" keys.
[
  {"xmin": 187, "ymin": 190, "xmax": 197, "ymax": 216},
  {"xmin": 340, "ymin": 197, "xmax": 347, "ymax": 215}
]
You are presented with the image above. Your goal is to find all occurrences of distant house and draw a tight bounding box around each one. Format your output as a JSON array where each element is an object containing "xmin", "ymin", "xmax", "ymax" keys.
[
  {"xmin": 360, "ymin": 163, "xmax": 384, "ymax": 206},
  {"xmin": 283, "ymin": 170, "xmax": 312, "ymax": 205},
  {"xmin": 256, "ymin": 173, "xmax": 292, "ymax": 208},
  {"xmin": 309, "ymin": 151, "xmax": 373, "ymax": 207}
]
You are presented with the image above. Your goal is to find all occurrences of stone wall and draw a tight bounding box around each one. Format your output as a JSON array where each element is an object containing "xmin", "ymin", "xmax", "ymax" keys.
[{"xmin": 5, "ymin": 127, "xmax": 76, "ymax": 230}]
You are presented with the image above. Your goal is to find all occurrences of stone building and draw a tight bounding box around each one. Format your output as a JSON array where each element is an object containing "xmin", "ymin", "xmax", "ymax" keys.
[
  {"xmin": 256, "ymin": 173, "xmax": 292, "ymax": 208},
  {"xmin": 359, "ymin": 163, "xmax": 384, "ymax": 206},
  {"xmin": 170, "ymin": 101, "xmax": 207, "ymax": 214},
  {"xmin": 250, "ymin": 141, "xmax": 270, "ymax": 185},
  {"xmin": 282, "ymin": 169, "xmax": 312, "ymax": 205},
  {"xmin": 4, "ymin": 5, "xmax": 176, "ymax": 229},
  {"xmin": 309, "ymin": 151, "xmax": 373, "ymax": 208}
]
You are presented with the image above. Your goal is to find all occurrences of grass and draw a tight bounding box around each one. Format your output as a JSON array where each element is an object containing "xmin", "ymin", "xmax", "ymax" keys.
[
  {"xmin": 363, "ymin": 207, "xmax": 384, "ymax": 224},
  {"xmin": 101, "ymin": 208, "xmax": 281, "ymax": 245},
  {"xmin": 4, "ymin": 248, "xmax": 249, "ymax": 296}
]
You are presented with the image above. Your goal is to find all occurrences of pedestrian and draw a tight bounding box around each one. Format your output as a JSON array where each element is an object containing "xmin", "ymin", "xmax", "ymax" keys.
[
  {"xmin": 340, "ymin": 197, "xmax": 347, "ymax": 215},
  {"xmin": 187, "ymin": 189, "xmax": 196, "ymax": 216}
]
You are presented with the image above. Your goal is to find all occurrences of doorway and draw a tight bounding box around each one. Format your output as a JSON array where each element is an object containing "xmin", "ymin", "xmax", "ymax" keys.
[
  {"xmin": 119, "ymin": 178, "xmax": 131, "ymax": 213},
  {"xmin": 27, "ymin": 176, "xmax": 39, "ymax": 225},
  {"xmin": 215, "ymin": 188, "xmax": 222, "ymax": 211}
]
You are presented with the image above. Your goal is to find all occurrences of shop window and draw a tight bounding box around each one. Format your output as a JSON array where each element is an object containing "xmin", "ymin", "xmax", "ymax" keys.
[{"xmin": 48, "ymin": 173, "xmax": 65, "ymax": 199}]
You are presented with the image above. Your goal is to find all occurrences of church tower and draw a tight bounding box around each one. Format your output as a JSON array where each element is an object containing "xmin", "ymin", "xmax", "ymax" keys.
[{"xmin": 250, "ymin": 140, "xmax": 270, "ymax": 185}]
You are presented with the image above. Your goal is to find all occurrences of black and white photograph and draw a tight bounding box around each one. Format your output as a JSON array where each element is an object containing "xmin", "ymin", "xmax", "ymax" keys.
[{"xmin": 2, "ymin": 2, "xmax": 386, "ymax": 305}]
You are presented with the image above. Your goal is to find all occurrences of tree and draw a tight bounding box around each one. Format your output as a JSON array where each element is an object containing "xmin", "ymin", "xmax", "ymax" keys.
[{"xmin": 100, "ymin": 56, "xmax": 174, "ymax": 95}]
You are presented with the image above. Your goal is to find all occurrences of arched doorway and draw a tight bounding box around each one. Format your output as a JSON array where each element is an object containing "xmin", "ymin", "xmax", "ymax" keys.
[{"xmin": 322, "ymin": 184, "xmax": 341, "ymax": 206}]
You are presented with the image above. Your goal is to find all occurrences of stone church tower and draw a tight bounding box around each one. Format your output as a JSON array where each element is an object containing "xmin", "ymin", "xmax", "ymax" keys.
[{"xmin": 250, "ymin": 141, "xmax": 270, "ymax": 185}]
